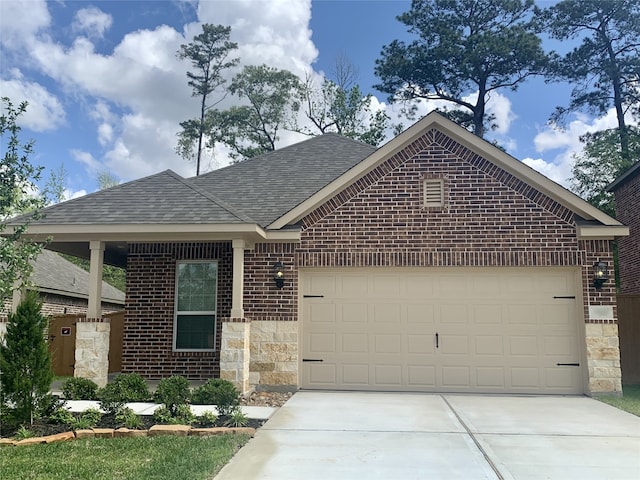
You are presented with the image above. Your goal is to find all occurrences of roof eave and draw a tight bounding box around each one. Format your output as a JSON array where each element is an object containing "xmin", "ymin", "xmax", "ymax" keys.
[{"xmin": 18, "ymin": 223, "xmax": 301, "ymax": 243}]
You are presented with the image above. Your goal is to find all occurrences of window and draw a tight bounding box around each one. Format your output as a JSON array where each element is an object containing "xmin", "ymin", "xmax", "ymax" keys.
[
  {"xmin": 423, "ymin": 178, "xmax": 445, "ymax": 208},
  {"xmin": 174, "ymin": 261, "xmax": 217, "ymax": 351}
]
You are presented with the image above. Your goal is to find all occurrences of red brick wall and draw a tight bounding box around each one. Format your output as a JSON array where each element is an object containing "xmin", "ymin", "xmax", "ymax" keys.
[
  {"xmin": 123, "ymin": 242, "xmax": 232, "ymax": 379},
  {"xmin": 1, "ymin": 295, "xmax": 122, "ymax": 320},
  {"xmin": 613, "ymin": 173, "xmax": 640, "ymax": 294},
  {"xmin": 120, "ymin": 128, "xmax": 618, "ymax": 380}
]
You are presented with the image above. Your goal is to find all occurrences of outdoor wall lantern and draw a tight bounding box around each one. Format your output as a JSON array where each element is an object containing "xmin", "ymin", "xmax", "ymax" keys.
[
  {"xmin": 273, "ymin": 262, "xmax": 285, "ymax": 289},
  {"xmin": 593, "ymin": 261, "xmax": 609, "ymax": 290}
]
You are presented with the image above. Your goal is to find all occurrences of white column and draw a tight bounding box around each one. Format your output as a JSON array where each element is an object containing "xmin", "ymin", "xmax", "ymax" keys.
[
  {"xmin": 11, "ymin": 280, "xmax": 23, "ymax": 313},
  {"xmin": 231, "ymin": 239, "xmax": 245, "ymax": 318},
  {"xmin": 88, "ymin": 240, "xmax": 105, "ymax": 319}
]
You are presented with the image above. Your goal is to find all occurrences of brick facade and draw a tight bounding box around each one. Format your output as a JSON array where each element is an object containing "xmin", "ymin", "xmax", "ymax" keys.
[
  {"xmin": 118, "ymin": 127, "xmax": 620, "ymax": 394},
  {"xmin": 122, "ymin": 242, "xmax": 232, "ymax": 379},
  {"xmin": 612, "ymin": 168, "xmax": 640, "ymax": 294}
]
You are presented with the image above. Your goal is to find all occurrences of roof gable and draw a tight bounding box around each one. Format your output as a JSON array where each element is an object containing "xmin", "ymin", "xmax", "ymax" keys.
[{"xmin": 270, "ymin": 112, "xmax": 627, "ymax": 239}]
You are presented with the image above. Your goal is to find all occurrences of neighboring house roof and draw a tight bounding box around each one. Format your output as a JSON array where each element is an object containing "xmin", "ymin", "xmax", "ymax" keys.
[
  {"xmin": 607, "ymin": 161, "xmax": 640, "ymax": 192},
  {"xmin": 10, "ymin": 112, "xmax": 627, "ymax": 258},
  {"xmin": 31, "ymin": 249, "xmax": 125, "ymax": 304}
]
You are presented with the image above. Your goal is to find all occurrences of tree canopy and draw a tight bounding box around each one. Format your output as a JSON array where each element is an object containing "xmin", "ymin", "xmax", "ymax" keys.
[
  {"xmin": 538, "ymin": 0, "xmax": 640, "ymax": 161},
  {"xmin": 209, "ymin": 65, "xmax": 303, "ymax": 161},
  {"xmin": 0, "ymin": 98, "xmax": 45, "ymax": 304},
  {"xmin": 176, "ymin": 24, "xmax": 238, "ymax": 175},
  {"xmin": 374, "ymin": 0, "xmax": 548, "ymax": 137}
]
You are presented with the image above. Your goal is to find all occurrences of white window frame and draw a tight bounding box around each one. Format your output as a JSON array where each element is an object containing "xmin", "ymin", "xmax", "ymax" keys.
[{"xmin": 173, "ymin": 260, "xmax": 218, "ymax": 352}]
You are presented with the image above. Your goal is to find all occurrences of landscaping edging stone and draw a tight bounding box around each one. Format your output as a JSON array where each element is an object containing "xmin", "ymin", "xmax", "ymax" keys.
[{"xmin": 1, "ymin": 425, "xmax": 256, "ymax": 447}]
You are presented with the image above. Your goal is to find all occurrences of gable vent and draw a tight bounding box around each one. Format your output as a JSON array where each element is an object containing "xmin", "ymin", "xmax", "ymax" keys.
[{"xmin": 423, "ymin": 179, "xmax": 444, "ymax": 207}]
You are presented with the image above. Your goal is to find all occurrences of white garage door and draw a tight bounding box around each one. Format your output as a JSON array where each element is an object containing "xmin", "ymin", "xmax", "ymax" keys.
[{"xmin": 301, "ymin": 268, "xmax": 583, "ymax": 394}]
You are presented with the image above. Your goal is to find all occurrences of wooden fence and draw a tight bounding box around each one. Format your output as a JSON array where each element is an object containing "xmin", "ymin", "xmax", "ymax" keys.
[
  {"xmin": 618, "ymin": 295, "xmax": 640, "ymax": 385},
  {"xmin": 48, "ymin": 311, "xmax": 124, "ymax": 377}
]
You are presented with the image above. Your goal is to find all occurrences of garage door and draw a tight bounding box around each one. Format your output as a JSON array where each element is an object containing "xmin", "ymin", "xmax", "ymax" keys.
[{"xmin": 301, "ymin": 268, "xmax": 583, "ymax": 394}]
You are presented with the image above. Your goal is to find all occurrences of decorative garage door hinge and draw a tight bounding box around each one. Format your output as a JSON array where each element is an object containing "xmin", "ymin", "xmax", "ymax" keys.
[
  {"xmin": 556, "ymin": 363, "xmax": 580, "ymax": 366},
  {"xmin": 302, "ymin": 358, "xmax": 324, "ymax": 362},
  {"xmin": 303, "ymin": 295, "xmax": 324, "ymax": 298},
  {"xmin": 553, "ymin": 296, "xmax": 576, "ymax": 299}
]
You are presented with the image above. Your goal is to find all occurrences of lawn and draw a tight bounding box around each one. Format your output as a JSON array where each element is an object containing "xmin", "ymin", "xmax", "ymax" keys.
[
  {"xmin": 596, "ymin": 384, "xmax": 640, "ymax": 416},
  {"xmin": 0, "ymin": 434, "xmax": 250, "ymax": 480}
]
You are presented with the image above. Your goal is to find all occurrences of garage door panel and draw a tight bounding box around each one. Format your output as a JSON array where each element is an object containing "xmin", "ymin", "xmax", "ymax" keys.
[
  {"xmin": 375, "ymin": 365, "xmax": 403, "ymax": 386},
  {"xmin": 342, "ymin": 333, "xmax": 368, "ymax": 353},
  {"xmin": 302, "ymin": 268, "xmax": 583, "ymax": 394},
  {"xmin": 342, "ymin": 364, "xmax": 369, "ymax": 385},
  {"xmin": 374, "ymin": 334, "xmax": 402, "ymax": 354},
  {"xmin": 308, "ymin": 333, "xmax": 336, "ymax": 354},
  {"xmin": 408, "ymin": 366, "xmax": 436, "ymax": 386}
]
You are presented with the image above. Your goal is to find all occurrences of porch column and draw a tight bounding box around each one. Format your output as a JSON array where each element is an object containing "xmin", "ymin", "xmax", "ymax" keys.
[
  {"xmin": 75, "ymin": 240, "xmax": 109, "ymax": 387},
  {"xmin": 87, "ymin": 240, "xmax": 104, "ymax": 319},
  {"xmin": 231, "ymin": 239, "xmax": 245, "ymax": 318},
  {"xmin": 11, "ymin": 280, "xmax": 23, "ymax": 313}
]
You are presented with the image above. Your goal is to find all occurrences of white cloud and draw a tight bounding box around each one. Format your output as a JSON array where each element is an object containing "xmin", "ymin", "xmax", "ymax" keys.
[
  {"xmin": 522, "ymin": 157, "xmax": 572, "ymax": 186},
  {"xmin": 0, "ymin": 0, "xmax": 50, "ymax": 49},
  {"xmin": 0, "ymin": 71, "xmax": 65, "ymax": 131},
  {"xmin": 71, "ymin": 149, "xmax": 102, "ymax": 174},
  {"xmin": 72, "ymin": 7, "xmax": 112, "ymax": 38}
]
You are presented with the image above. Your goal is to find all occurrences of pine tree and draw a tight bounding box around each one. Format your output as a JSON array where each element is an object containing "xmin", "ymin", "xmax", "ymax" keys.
[{"xmin": 0, "ymin": 291, "xmax": 53, "ymax": 425}]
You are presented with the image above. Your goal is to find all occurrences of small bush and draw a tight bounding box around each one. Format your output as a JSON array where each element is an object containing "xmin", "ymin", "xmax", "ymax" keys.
[
  {"xmin": 62, "ymin": 377, "xmax": 99, "ymax": 400},
  {"xmin": 197, "ymin": 410, "xmax": 218, "ymax": 427},
  {"xmin": 154, "ymin": 376, "xmax": 191, "ymax": 416},
  {"xmin": 49, "ymin": 407, "xmax": 75, "ymax": 425},
  {"xmin": 191, "ymin": 379, "xmax": 240, "ymax": 416},
  {"xmin": 115, "ymin": 407, "xmax": 143, "ymax": 429},
  {"xmin": 98, "ymin": 373, "xmax": 151, "ymax": 414},
  {"xmin": 224, "ymin": 407, "xmax": 248, "ymax": 428},
  {"xmin": 14, "ymin": 426, "xmax": 35, "ymax": 440},
  {"xmin": 153, "ymin": 404, "xmax": 195, "ymax": 425},
  {"xmin": 77, "ymin": 408, "xmax": 102, "ymax": 428}
]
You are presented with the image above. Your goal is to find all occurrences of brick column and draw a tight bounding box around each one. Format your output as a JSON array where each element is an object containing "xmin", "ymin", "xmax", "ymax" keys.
[
  {"xmin": 74, "ymin": 318, "xmax": 110, "ymax": 387},
  {"xmin": 219, "ymin": 320, "xmax": 251, "ymax": 394}
]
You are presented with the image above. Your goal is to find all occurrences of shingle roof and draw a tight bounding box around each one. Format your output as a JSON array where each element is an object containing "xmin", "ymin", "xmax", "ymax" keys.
[
  {"xmin": 24, "ymin": 133, "xmax": 376, "ymax": 229},
  {"xmin": 32, "ymin": 249, "xmax": 125, "ymax": 303},
  {"xmin": 30, "ymin": 170, "xmax": 254, "ymax": 225},
  {"xmin": 190, "ymin": 133, "xmax": 377, "ymax": 226}
]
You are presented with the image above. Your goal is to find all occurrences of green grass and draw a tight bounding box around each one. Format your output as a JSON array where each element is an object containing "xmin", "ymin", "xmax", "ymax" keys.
[
  {"xmin": 0, "ymin": 434, "xmax": 250, "ymax": 480},
  {"xmin": 596, "ymin": 384, "xmax": 640, "ymax": 416}
]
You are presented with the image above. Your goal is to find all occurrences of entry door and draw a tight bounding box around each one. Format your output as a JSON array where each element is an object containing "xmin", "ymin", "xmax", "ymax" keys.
[{"xmin": 300, "ymin": 268, "xmax": 583, "ymax": 394}]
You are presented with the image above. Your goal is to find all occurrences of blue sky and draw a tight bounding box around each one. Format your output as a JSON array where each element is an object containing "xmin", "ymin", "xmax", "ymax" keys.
[{"xmin": 0, "ymin": 0, "xmax": 628, "ymax": 199}]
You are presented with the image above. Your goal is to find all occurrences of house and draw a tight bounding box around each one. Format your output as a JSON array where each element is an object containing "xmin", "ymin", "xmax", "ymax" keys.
[
  {"xmin": 608, "ymin": 161, "xmax": 640, "ymax": 295},
  {"xmin": 11, "ymin": 112, "xmax": 628, "ymax": 394},
  {"xmin": 2, "ymin": 249, "xmax": 125, "ymax": 317},
  {"xmin": 607, "ymin": 161, "xmax": 640, "ymax": 384}
]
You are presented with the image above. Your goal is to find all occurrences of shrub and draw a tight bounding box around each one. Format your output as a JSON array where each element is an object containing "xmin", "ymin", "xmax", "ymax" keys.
[
  {"xmin": 153, "ymin": 403, "xmax": 194, "ymax": 425},
  {"xmin": 62, "ymin": 377, "xmax": 99, "ymax": 400},
  {"xmin": 115, "ymin": 407, "xmax": 142, "ymax": 430},
  {"xmin": 77, "ymin": 408, "xmax": 102, "ymax": 428},
  {"xmin": 153, "ymin": 376, "xmax": 190, "ymax": 416},
  {"xmin": 98, "ymin": 373, "xmax": 151, "ymax": 414},
  {"xmin": 49, "ymin": 407, "xmax": 75, "ymax": 426},
  {"xmin": 14, "ymin": 426, "xmax": 35, "ymax": 440},
  {"xmin": 191, "ymin": 379, "xmax": 240, "ymax": 416},
  {"xmin": 197, "ymin": 410, "xmax": 218, "ymax": 427},
  {"xmin": 0, "ymin": 292, "xmax": 53, "ymax": 424},
  {"xmin": 224, "ymin": 407, "xmax": 248, "ymax": 427}
]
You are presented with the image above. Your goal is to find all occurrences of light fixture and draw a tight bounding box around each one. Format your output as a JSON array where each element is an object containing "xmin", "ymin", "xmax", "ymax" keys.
[
  {"xmin": 593, "ymin": 262, "xmax": 609, "ymax": 290},
  {"xmin": 273, "ymin": 262, "xmax": 285, "ymax": 289}
]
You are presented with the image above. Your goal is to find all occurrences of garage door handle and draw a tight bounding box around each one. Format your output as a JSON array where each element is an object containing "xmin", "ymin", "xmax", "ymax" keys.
[
  {"xmin": 302, "ymin": 358, "xmax": 324, "ymax": 362},
  {"xmin": 557, "ymin": 363, "xmax": 580, "ymax": 366},
  {"xmin": 435, "ymin": 332, "xmax": 439, "ymax": 349}
]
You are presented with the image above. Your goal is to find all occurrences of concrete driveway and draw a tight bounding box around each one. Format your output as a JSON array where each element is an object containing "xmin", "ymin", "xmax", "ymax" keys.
[{"xmin": 215, "ymin": 391, "xmax": 640, "ymax": 480}]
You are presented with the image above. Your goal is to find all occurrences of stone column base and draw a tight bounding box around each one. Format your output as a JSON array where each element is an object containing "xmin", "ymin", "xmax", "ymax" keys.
[
  {"xmin": 220, "ymin": 320, "xmax": 251, "ymax": 394},
  {"xmin": 74, "ymin": 319, "xmax": 110, "ymax": 387}
]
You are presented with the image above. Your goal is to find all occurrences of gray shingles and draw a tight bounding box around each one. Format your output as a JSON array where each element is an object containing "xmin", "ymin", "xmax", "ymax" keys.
[
  {"xmin": 32, "ymin": 249, "xmax": 124, "ymax": 303},
  {"xmin": 22, "ymin": 134, "xmax": 376, "ymax": 228}
]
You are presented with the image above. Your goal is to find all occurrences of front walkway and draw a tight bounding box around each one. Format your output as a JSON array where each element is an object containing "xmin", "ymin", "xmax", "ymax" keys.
[{"xmin": 214, "ymin": 391, "xmax": 640, "ymax": 480}]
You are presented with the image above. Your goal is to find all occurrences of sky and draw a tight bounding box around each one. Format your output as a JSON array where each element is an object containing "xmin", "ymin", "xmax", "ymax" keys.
[{"xmin": 0, "ymin": 0, "xmax": 630, "ymax": 200}]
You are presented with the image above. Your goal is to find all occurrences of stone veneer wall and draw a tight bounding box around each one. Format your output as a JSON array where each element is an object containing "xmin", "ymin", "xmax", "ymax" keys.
[
  {"xmin": 74, "ymin": 318, "xmax": 110, "ymax": 387},
  {"xmin": 219, "ymin": 321, "xmax": 250, "ymax": 393},
  {"xmin": 249, "ymin": 320, "xmax": 298, "ymax": 391}
]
